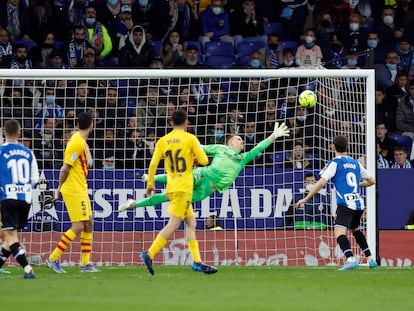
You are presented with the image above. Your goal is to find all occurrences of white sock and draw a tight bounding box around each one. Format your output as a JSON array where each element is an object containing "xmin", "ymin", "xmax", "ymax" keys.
[{"xmin": 24, "ymin": 264, "xmax": 33, "ymax": 274}]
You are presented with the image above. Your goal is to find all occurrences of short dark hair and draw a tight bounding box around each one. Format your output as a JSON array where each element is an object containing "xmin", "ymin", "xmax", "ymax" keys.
[
  {"xmin": 394, "ymin": 144, "xmax": 407, "ymax": 154},
  {"xmin": 171, "ymin": 110, "xmax": 187, "ymax": 126},
  {"xmin": 4, "ymin": 119, "xmax": 20, "ymax": 137},
  {"xmin": 304, "ymin": 172, "xmax": 317, "ymax": 179},
  {"xmin": 333, "ymin": 135, "xmax": 348, "ymax": 153},
  {"xmin": 77, "ymin": 111, "xmax": 93, "ymax": 130}
]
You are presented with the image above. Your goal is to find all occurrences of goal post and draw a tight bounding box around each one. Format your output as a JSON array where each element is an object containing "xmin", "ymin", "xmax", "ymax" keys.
[{"xmin": 0, "ymin": 68, "xmax": 376, "ymax": 267}]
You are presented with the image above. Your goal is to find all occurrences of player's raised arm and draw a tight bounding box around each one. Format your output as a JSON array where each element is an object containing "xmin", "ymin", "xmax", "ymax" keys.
[{"xmin": 242, "ymin": 122, "xmax": 290, "ymax": 164}]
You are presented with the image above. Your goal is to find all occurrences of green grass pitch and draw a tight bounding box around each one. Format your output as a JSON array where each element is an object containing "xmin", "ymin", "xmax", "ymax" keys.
[{"xmin": 2, "ymin": 266, "xmax": 413, "ymax": 311}]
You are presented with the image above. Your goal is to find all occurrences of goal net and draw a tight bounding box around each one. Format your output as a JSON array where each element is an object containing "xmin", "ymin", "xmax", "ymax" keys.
[{"xmin": 0, "ymin": 68, "xmax": 376, "ymax": 267}]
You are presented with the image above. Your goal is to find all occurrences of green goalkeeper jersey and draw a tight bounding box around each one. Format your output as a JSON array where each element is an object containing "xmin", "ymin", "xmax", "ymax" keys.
[{"xmin": 201, "ymin": 138, "xmax": 272, "ymax": 193}]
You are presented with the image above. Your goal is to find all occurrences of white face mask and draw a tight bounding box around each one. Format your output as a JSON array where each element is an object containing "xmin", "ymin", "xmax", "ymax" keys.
[
  {"xmin": 305, "ymin": 184, "xmax": 314, "ymax": 192},
  {"xmin": 349, "ymin": 22, "xmax": 360, "ymax": 32},
  {"xmin": 325, "ymin": 109, "xmax": 335, "ymax": 117},
  {"xmin": 144, "ymin": 139, "xmax": 155, "ymax": 150},
  {"xmin": 383, "ymin": 15, "xmax": 394, "ymax": 25},
  {"xmin": 212, "ymin": 7, "xmax": 222, "ymax": 15},
  {"xmin": 139, "ymin": 0, "xmax": 148, "ymax": 6},
  {"xmin": 305, "ymin": 36, "xmax": 314, "ymax": 44}
]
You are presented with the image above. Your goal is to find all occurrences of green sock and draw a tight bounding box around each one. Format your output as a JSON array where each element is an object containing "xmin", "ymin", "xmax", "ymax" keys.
[{"xmin": 135, "ymin": 193, "xmax": 168, "ymax": 207}]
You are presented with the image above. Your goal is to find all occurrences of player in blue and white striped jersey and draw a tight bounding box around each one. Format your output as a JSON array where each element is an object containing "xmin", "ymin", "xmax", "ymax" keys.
[
  {"xmin": 0, "ymin": 119, "xmax": 39, "ymax": 279},
  {"xmin": 295, "ymin": 135, "xmax": 377, "ymax": 271}
]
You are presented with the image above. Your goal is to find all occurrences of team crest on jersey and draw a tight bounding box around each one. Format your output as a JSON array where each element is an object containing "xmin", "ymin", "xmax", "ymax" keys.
[{"xmin": 71, "ymin": 152, "xmax": 78, "ymax": 162}]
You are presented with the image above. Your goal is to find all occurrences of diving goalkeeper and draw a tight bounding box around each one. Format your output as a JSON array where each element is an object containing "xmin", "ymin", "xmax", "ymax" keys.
[{"xmin": 118, "ymin": 122, "xmax": 289, "ymax": 212}]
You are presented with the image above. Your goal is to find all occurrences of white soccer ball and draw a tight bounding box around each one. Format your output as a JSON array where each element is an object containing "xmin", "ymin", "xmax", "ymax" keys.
[{"xmin": 298, "ymin": 90, "xmax": 317, "ymax": 108}]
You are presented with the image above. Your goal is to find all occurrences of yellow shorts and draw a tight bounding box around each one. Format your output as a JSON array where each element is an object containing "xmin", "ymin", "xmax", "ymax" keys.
[
  {"xmin": 167, "ymin": 192, "xmax": 193, "ymax": 219},
  {"xmin": 61, "ymin": 191, "xmax": 92, "ymax": 222}
]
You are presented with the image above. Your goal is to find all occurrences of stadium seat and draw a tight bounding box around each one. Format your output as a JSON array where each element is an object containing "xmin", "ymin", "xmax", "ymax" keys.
[
  {"xmin": 236, "ymin": 41, "xmax": 266, "ymax": 66},
  {"xmin": 263, "ymin": 22, "xmax": 284, "ymax": 38},
  {"xmin": 388, "ymin": 132, "xmax": 413, "ymax": 155},
  {"xmin": 272, "ymin": 152, "xmax": 289, "ymax": 163},
  {"xmin": 53, "ymin": 40, "xmax": 65, "ymax": 50},
  {"xmin": 150, "ymin": 40, "xmax": 163, "ymax": 56},
  {"xmin": 204, "ymin": 41, "xmax": 234, "ymax": 68},
  {"xmin": 13, "ymin": 39, "xmax": 37, "ymax": 52},
  {"xmin": 279, "ymin": 40, "xmax": 299, "ymax": 54}
]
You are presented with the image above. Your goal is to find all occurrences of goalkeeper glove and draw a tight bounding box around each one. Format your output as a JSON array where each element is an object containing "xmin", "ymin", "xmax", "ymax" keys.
[{"xmin": 272, "ymin": 122, "xmax": 289, "ymax": 139}]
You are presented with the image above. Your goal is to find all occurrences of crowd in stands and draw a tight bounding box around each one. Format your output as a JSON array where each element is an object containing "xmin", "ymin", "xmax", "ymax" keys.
[{"xmin": 2, "ymin": 0, "xmax": 414, "ymax": 170}]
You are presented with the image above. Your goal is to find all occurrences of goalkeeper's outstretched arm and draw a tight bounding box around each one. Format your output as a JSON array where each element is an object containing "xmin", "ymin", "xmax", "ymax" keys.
[
  {"xmin": 243, "ymin": 122, "xmax": 290, "ymax": 164},
  {"xmin": 269, "ymin": 122, "xmax": 289, "ymax": 142}
]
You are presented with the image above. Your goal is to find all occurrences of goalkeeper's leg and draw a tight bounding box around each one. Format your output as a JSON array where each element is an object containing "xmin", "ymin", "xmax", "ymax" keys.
[
  {"xmin": 135, "ymin": 193, "xmax": 168, "ymax": 208},
  {"xmin": 118, "ymin": 171, "xmax": 213, "ymax": 212},
  {"xmin": 127, "ymin": 183, "xmax": 212, "ymax": 211}
]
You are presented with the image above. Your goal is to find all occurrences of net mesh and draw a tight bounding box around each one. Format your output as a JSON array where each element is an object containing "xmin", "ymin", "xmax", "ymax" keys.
[{"xmin": 0, "ymin": 69, "xmax": 375, "ymax": 267}]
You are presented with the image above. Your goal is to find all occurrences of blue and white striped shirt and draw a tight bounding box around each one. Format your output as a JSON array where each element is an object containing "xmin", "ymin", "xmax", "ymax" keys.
[
  {"xmin": 0, "ymin": 142, "xmax": 40, "ymax": 204},
  {"xmin": 320, "ymin": 155, "xmax": 372, "ymax": 211}
]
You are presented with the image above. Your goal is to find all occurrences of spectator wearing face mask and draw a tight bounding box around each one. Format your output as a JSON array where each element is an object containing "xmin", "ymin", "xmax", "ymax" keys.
[
  {"xmin": 247, "ymin": 50, "xmax": 263, "ymax": 69},
  {"xmin": 295, "ymin": 28, "xmax": 322, "ymax": 67},
  {"xmin": 363, "ymin": 31, "xmax": 382, "ymax": 68},
  {"xmin": 259, "ymin": 33, "xmax": 281, "ymax": 69},
  {"xmin": 340, "ymin": 13, "xmax": 368, "ymax": 54},
  {"xmin": 83, "ymin": 5, "xmax": 113, "ymax": 63},
  {"xmin": 199, "ymin": 0, "xmax": 234, "ymax": 49},
  {"xmin": 207, "ymin": 123, "xmax": 226, "ymax": 144},
  {"xmin": 34, "ymin": 87, "xmax": 64, "ymax": 135},
  {"xmin": 341, "ymin": 52, "xmax": 360, "ymax": 70},
  {"xmin": 314, "ymin": 10, "xmax": 337, "ymax": 61},
  {"xmin": 277, "ymin": 48, "xmax": 297, "ymax": 69},
  {"xmin": 102, "ymin": 152, "xmax": 116, "ymax": 170},
  {"xmin": 376, "ymin": 49, "xmax": 399, "ymax": 90},
  {"xmin": 323, "ymin": 32, "xmax": 345, "ymax": 69},
  {"xmin": 373, "ymin": 5, "xmax": 402, "ymax": 59}
]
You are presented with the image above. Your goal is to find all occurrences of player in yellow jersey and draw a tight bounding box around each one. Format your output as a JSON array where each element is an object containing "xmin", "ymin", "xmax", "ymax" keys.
[
  {"xmin": 45, "ymin": 112, "xmax": 101, "ymax": 273},
  {"xmin": 140, "ymin": 110, "xmax": 216, "ymax": 275}
]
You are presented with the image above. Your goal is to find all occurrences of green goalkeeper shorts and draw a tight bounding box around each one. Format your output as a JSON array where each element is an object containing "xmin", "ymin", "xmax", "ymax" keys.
[{"xmin": 192, "ymin": 168, "xmax": 214, "ymax": 203}]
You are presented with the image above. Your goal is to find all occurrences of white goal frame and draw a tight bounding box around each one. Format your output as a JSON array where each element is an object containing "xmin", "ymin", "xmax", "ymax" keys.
[{"xmin": 0, "ymin": 68, "xmax": 377, "ymax": 265}]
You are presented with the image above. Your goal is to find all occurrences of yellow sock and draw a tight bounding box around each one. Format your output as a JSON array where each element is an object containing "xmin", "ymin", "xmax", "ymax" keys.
[
  {"xmin": 148, "ymin": 235, "xmax": 167, "ymax": 259},
  {"xmin": 49, "ymin": 229, "xmax": 77, "ymax": 262},
  {"xmin": 80, "ymin": 232, "xmax": 92, "ymax": 266},
  {"xmin": 188, "ymin": 239, "xmax": 201, "ymax": 263}
]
